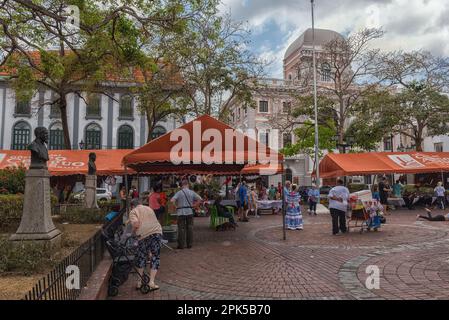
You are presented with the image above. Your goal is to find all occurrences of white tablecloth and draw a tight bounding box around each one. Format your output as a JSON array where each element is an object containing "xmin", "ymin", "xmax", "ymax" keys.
[
  {"xmin": 387, "ymin": 198, "xmax": 405, "ymax": 207},
  {"xmin": 256, "ymin": 200, "xmax": 283, "ymax": 209}
]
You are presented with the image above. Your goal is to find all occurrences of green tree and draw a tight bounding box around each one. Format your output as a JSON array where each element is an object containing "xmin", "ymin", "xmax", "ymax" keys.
[
  {"xmin": 173, "ymin": 1, "xmax": 265, "ymax": 118},
  {"xmin": 346, "ymin": 90, "xmax": 396, "ymax": 151},
  {"xmin": 282, "ymin": 120, "xmax": 336, "ymax": 170},
  {"xmin": 1, "ymin": 0, "xmax": 193, "ymax": 148},
  {"xmin": 291, "ymin": 28, "xmax": 384, "ymax": 146},
  {"xmin": 364, "ymin": 83, "xmax": 449, "ymax": 151},
  {"xmin": 374, "ymin": 51, "xmax": 449, "ymax": 151}
]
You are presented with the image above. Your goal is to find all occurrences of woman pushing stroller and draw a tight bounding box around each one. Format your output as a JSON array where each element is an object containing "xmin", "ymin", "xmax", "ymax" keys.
[{"xmin": 128, "ymin": 198, "xmax": 163, "ymax": 292}]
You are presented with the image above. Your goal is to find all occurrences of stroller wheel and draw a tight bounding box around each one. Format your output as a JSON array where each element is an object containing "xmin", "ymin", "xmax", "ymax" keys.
[
  {"xmin": 108, "ymin": 286, "xmax": 119, "ymax": 297},
  {"xmin": 110, "ymin": 276, "xmax": 121, "ymax": 286},
  {"xmin": 141, "ymin": 274, "xmax": 150, "ymax": 285},
  {"xmin": 140, "ymin": 284, "xmax": 151, "ymax": 294}
]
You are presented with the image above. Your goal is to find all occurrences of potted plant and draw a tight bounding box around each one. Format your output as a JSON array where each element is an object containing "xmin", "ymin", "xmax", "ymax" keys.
[{"xmin": 162, "ymin": 205, "xmax": 177, "ymax": 243}]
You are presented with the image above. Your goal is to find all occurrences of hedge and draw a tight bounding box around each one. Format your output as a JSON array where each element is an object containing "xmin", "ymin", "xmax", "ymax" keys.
[
  {"xmin": 59, "ymin": 207, "xmax": 108, "ymax": 224},
  {"xmin": 348, "ymin": 184, "xmax": 369, "ymax": 193},
  {"xmin": 58, "ymin": 200, "xmax": 119, "ymax": 224},
  {"xmin": 0, "ymin": 237, "xmax": 54, "ymax": 275},
  {"xmin": 0, "ymin": 166, "xmax": 26, "ymax": 195},
  {"xmin": 0, "ymin": 195, "xmax": 58, "ymax": 229}
]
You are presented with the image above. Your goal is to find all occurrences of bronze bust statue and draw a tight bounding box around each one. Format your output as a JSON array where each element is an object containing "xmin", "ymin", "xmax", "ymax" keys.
[
  {"xmin": 88, "ymin": 152, "xmax": 97, "ymax": 175},
  {"xmin": 28, "ymin": 127, "xmax": 49, "ymax": 169}
]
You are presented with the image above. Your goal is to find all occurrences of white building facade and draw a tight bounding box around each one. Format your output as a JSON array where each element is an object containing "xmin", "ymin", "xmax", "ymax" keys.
[{"xmin": 0, "ymin": 80, "xmax": 179, "ymax": 151}]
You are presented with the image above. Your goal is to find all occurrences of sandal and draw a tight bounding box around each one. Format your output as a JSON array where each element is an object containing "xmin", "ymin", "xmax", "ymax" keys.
[{"xmin": 149, "ymin": 284, "xmax": 160, "ymax": 291}]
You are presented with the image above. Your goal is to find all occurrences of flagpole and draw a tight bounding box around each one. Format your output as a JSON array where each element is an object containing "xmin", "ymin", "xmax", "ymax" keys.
[{"xmin": 311, "ymin": 0, "xmax": 320, "ymax": 187}]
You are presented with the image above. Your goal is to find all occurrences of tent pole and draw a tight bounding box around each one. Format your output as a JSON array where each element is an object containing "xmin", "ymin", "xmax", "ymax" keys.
[
  {"xmin": 282, "ymin": 160, "xmax": 286, "ymax": 241},
  {"xmin": 137, "ymin": 173, "xmax": 140, "ymax": 194},
  {"xmin": 125, "ymin": 166, "xmax": 129, "ymax": 218}
]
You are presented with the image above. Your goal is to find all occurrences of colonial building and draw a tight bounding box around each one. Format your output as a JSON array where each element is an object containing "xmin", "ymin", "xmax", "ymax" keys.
[
  {"xmin": 229, "ymin": 28, "xmax": 345, "ymax": 186},
  {"xmin": 0, "ymin": 75, "xmax": 180, "ymax": 152}
]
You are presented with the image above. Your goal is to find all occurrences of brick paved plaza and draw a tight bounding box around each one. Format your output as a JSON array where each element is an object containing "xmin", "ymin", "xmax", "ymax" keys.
[{"xmin": 111, "ymin": 209, "xmax": 449, "ymax": 300}]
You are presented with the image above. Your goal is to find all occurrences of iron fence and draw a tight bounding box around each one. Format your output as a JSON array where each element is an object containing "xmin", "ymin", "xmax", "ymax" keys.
[{"xmin": 23, "ymin": 230, "xmax": 105, "ymax": 300}]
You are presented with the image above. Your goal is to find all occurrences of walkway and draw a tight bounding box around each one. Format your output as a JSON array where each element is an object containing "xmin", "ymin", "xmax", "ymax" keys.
[{"xmin": 110, "ymin": 209, "xmax": 449, "ymax": 300}]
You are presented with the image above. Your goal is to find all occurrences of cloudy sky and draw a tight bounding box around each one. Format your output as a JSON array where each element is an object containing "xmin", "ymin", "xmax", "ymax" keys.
[{"xmin": 220, "ymin": 0, "xmax": 449, "ymax": 78}]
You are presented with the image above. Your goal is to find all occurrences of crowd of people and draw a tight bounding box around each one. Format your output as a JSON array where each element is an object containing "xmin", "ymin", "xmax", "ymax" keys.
[
  {"xmin": 119, "ymin": 174, "xmax": 449, "ymax": 293},
  {"xmin": 372, "ymin": 177, "xmax": 447, "ymax": 211}
]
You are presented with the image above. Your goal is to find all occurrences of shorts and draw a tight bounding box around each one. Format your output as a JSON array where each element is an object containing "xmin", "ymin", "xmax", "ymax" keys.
[
  {"xmin": 135, "ymin": 234, "xmax": 162, "ymax": 270},
  {"xmin": 237, "ymin": 201, "xmax": 247, "ymax": 210}
]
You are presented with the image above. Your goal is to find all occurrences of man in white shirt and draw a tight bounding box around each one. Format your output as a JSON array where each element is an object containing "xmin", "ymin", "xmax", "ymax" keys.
[
  {"xmin": 328, "ymin": 179, "xmax": 350, "ymax": 235},
  {"xmin": 434, "ymin": 182, "xmax": 446, "ymax": 210},
  {"xmin": 171, "ymin": 179, "xmax": 202, "ymax": 249}
]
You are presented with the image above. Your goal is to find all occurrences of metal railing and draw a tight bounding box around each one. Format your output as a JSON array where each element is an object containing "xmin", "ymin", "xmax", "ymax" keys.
[{"xmin": 23, "ymin": 230, "xmax": 105, "ymax": 300}]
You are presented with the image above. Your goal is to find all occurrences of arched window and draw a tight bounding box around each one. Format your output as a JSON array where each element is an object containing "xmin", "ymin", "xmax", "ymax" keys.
[
  {"xmin": 285, "ymin": 168, "xmax": 293, "ymax": 183},
  {"xmin": 117, "ymin": 125, "xmax": 134, "ymax": 149},
  {"xmin": 119, "ymin": 95, "xmax": 133, "ymax": 119},
  {"xmin": 151, "ymin": 126, "xmax": 167, "ymax": 140},
  {"xmin": 85, "ymin": 123, "xmax": 102, "ymax": 150},
  {"xmin": 49, "ymin": 122, "xmax": 64, "ymax": 150},
  {"xmin": 321, "ymin": 63, "xmax": 331, "ymax": 82},
  {"xmin": 11, "ymin": 121, "xmax": 31, "ymax": 150}
]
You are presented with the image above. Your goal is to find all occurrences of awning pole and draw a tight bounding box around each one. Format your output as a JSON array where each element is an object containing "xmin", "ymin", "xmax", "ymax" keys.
[{"xmin": 125, "ymin": 166, "xmax": 129, "ymax": 218}]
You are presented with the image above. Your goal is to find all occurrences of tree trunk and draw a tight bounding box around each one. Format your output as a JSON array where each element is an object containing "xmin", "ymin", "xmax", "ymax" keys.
[
  {"xmin": 59, "ymin": 95, "xmax": 72, "ymax": 150},
  {"xmin": 146, "ymin": 112, "xmax": 155, "ymax": 143},
  {"xmin": 415, "ymin": 137, "xmax": 423, "ymax": 151}
]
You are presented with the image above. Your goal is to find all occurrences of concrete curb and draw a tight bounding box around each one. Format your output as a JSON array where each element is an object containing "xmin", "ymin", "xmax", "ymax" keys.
[{"xmin": 79, "ymin": 253, "xmax": 112, "ymax": 300}]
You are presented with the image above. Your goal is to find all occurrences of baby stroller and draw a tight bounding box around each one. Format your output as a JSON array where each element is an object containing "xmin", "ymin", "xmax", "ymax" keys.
[
  {"xmin": 102, "ymin": 209, "xmax": 151, "ymax": 297},
  {"xmin": 348, "ymin": 199, "xmax": 383, "ymax": 234}
]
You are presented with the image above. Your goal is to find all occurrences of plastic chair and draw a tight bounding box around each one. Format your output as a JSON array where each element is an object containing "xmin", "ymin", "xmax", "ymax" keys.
[{"xmin": 209, "ymin": 205, "xmax": 230, "ymax": 229}]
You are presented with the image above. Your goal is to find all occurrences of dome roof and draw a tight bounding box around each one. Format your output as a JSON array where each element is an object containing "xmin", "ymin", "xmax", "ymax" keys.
[{"xmin": 284, "ymin": 28, "xmax": 344, "ymax": 60}]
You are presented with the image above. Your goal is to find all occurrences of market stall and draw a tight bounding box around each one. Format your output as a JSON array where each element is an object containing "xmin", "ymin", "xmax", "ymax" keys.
[
  {"xmin": 319, "ymin": 152, "xmax": 449, "ymax": 178},
  {"xmin": 122, "ymin": 115, "xmax": 287, "ymax": 238},
  {"xmin": 0, "ymin": 149, "xmax": 134, "ymax": 176}
]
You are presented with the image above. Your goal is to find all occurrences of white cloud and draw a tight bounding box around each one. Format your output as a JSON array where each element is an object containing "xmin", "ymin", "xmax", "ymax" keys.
[{"xmin": 221, "ymin": 0, "xmax": 449, "ymax": 77}]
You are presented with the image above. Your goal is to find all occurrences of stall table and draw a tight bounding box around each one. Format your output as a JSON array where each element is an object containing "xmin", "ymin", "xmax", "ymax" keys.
[{"xmin": 256, "ymin": 200, "xmax": 282, "ymax": 215}]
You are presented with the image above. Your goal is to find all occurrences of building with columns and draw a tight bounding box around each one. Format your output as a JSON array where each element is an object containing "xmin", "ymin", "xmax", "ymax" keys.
[
  {"xmin": 229, "ymin": 28, "xmax": 344, "ymax": 186},
  {"xmin": 0, "ymin": 78, "xmax": 180, "ymax": 152}
]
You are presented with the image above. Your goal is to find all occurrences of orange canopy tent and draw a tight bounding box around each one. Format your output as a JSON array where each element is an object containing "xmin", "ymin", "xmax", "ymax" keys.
[
  {"xmin": 0, "ymin": 149, "xmax": 133, "ymax": 176},
  {"xmin": 123, "ymin": 115, "xmax": 283, "ymax": 175},
  {"xmin": 319, "ymin": 152, "xmax": 449, "ymax": 178}
]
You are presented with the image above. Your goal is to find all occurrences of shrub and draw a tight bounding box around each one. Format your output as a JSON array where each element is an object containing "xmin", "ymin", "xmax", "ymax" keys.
[
  {"xmin": 348, "ymin": 184, "xmax": 369, "ymax": 193},
  {"xmin": 0, "ymin": 195, "xmax": 58, "ymax": 229},
  {"xmin": 0, "ymin": 166, "xmax": 26, "ymax": 194},
  {"xmin": 60, "ymin": 206, "xmax": 107, "ymax": 224},
  {"xmin": 0, "ymin": 238, "xmax": 54, "ymax": 275}
]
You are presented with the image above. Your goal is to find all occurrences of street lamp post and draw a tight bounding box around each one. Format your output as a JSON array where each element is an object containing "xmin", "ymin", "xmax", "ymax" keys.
[
  {"xmin": 311, "ymin": 0, "xmax": 320, "ymax": 187},
  {"xmin": 333, "ymin": 135, "xmax": 354, "ymax": 154},
  {"xmin": 333, "ymin": 135, "xmax": 354, "ymax": 185}
]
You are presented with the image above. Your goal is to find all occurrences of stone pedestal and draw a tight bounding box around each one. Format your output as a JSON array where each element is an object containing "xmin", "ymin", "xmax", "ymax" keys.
[
  {"xmin": 85, "ymin": 175, "xmax": 98, "ymax": 209},
  {"xmin": 10, "ymin": 169, "xmax": 61, "ymax": 249}
]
